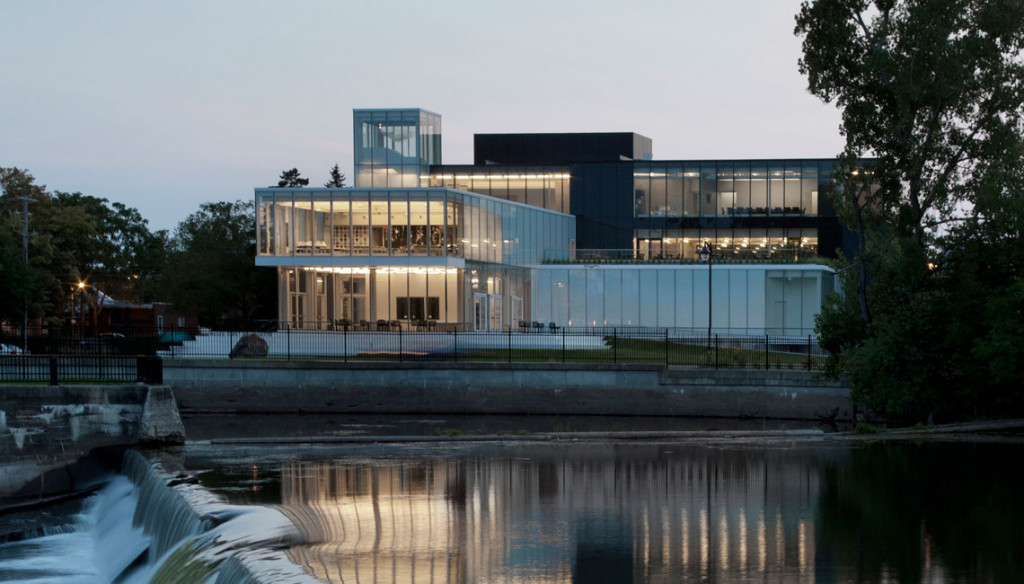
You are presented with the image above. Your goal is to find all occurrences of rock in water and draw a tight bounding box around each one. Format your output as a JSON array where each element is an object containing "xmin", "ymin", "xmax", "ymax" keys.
[{"xmin": 230, "ymin": 334, "xmax": 269, "ymax": 358}]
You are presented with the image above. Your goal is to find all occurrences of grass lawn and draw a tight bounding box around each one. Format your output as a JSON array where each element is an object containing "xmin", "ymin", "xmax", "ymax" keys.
[{"xmin": 351, "ymin": 336, "xmax": 825, "ymax": 369}]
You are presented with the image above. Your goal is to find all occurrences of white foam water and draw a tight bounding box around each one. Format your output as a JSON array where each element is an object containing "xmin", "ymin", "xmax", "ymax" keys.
[
  {"xmin": 0, "ymin": 475, "xmax": 144, "ymax": 583},
  {"xmin": 0, "ymin": 452, "xmax": 323, "ymax": 584}
]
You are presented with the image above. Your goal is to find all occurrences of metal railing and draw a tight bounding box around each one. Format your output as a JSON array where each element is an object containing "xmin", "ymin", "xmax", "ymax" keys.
[
  {"xmin": 0, "ymin": 355, "xmax": 162, "ymax": 385},
  {"xmin": 158, "ymin": 326, "xmax": 826, "ymax": 370},
  {"xmin": 2, "ymin": 325, "xmax": 826, "ymax": 372}
]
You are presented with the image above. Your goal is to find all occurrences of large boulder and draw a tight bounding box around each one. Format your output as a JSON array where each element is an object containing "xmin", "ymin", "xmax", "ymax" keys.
[{"xmin": 229, "ymin": 334, "xmax": 269, "ymax": 358}]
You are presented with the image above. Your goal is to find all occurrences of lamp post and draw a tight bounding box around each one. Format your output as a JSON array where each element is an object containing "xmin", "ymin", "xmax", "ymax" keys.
[{"xmin": 697, "ymin": 240, "xmax": 713, "ymax": 340}]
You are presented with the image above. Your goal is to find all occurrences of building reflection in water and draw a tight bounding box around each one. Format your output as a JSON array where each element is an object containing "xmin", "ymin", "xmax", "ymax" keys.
[{"xmin": 271, "ymin": 445, "xmax": 842, "ymax": 584}]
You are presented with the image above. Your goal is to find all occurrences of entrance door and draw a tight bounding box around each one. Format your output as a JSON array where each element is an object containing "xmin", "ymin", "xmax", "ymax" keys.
[
  {"xmin": 510, "ymin": 296, "xmax": 523, "ymax": 330},
  {"xmin": 488, "ymin": 294, "xmax": 502, "ymax": 331},
  {"xmin": 473, "ymin": 293, "xmax": 487, "ymax": 331}
]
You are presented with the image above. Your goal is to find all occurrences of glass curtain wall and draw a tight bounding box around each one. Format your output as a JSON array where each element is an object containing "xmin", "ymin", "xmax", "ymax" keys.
[
  {"xmin": 257, "ymin": 190, "xmax": 574, "ymax": 265},
  {"xmin": 633, "ymin": 161, "xmax": 821, "ymax": 218},
  {"xmin": 634, "ymin": 228, "xmax": 819, "ymax": 260},
  {"xmin": 260, "ymin": 188, "xmax": 574, "ymax": 330},
  {"xmin": 354, "ymin": 109, "xmax": 441, "ymax": 188},
  {"xmin": 428, "ymin": 166, "xmax": 572, "ymax": 214},
  {"xmin": 533, "ymin": 265, "xmax": 829, "ymax": 335}
]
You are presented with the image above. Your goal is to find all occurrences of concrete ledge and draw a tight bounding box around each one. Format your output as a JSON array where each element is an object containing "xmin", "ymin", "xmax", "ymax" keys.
[
  {"xmin": 164, "ymin": 360, "xmax": 852, "ymax": 421},
  {"xmin": 0, "ymin": 385, "xmax": 182, "ymax": 499}
]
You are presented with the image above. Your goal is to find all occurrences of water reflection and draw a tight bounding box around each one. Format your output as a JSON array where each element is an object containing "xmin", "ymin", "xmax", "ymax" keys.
[
  {"xmin": 270, "ymin": 445, "xmax": 834, "ymax": 583},
  {"xmin": 186, "ymin": 439, "xmax": 1023, "ymax": 584}
]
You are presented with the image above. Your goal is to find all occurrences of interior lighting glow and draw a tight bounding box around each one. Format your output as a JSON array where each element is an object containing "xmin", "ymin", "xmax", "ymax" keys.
[
  {"xmin": 304, "ymin": 267, "xmax": 371, "ymax": 275},
  {"xmin": 375, "ymin": 267, "xmax": 457, "ymax": 275}
]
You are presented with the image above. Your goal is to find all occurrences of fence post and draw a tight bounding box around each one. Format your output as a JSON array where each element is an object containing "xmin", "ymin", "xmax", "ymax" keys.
[
  {"xmin": 613, "ymin": 328, "xmax": 617, "ymax": 364},
  {"xmin": 286, "ymin": 326, "xmax": 291, "ymax": 361},
  {"xmin": 344, "ymin": 327, "xmax": 348, "ymax": 363},
  {"xmin": 765, "ymin": 335, "xmax": 769, "ymax": 370},
  {"xmin": 453, "ymin": 328, "xmax": 458, "ymax": 363},
  {"xmin": 49, "ymin": 356, "xmax": 58, "ymax": 386},
  {"xmin": 398, "ymin": 328, "xmax": 403, "ymax": 363},
  {"xmin": 807, "ymin": 334, "xmax": 812, "ymax": 370},
  {"xmin": 562, "ymin": 327, "xmax": 566, "ymax": 363},
  {"xmin": 665, "ymin": 328, "xmax": 669, "ymax": 366},
  {"xmin": 714, "ymin": 334, "xmax": 719, "ymax": 369},
  {"xmin": 508, "ymin": 326, "xmax": 512, "ymax": 363}
]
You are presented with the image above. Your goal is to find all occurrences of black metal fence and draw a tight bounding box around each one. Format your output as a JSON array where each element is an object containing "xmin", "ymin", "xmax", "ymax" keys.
[
  {"xmin": 161, "ymin": 327, "xmax": 827, "ymax": 370},
  {"xmin": 0, "ymin": 355, "xmax": 163, "ymax": 385},
  {"xmin": 1, "ymin": 326, "xmax": 827, "ymax": 372}
]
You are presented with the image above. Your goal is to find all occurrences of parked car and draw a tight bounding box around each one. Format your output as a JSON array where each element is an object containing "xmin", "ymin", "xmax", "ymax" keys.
[{"xmin": 0, "ymin": 343, "xmax": 28, "ymax": 355}]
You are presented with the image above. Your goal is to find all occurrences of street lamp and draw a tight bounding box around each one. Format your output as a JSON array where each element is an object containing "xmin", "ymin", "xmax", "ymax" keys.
[{"xmin": 697, "ymin": 240, "xmax": 713, "ymax": 340}]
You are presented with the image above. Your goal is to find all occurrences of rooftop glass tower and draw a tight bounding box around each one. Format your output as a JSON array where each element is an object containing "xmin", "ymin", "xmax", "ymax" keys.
[{"xmin": 353, "ymin": 108, "xmax": 441, "ymax": 188}]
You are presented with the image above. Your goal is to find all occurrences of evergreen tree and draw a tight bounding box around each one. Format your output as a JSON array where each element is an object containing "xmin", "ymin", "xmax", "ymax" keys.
[{"xmin": 324, "ymin": 164, "xmax": 347, "ymax": 188}]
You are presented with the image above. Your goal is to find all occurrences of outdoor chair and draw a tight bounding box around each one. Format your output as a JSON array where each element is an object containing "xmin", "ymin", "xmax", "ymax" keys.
[{"xmin": 548, "ymin": 322, "xmax": 560, "ymax": 333}]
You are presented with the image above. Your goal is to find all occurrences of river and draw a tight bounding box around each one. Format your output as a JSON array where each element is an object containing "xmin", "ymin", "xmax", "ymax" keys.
[{"xmin": 1, "ymin": 415, "xmax": 1021, "ymax": 583}]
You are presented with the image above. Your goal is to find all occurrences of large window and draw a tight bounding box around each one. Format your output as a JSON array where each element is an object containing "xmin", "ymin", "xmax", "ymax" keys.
[
  {"xmin": 633, "ymin": 228, "xmax": 819, "ymax": 260},
  {"xmin": 633, "ymin": 161, "xmax": 821, "ymax": 218}
]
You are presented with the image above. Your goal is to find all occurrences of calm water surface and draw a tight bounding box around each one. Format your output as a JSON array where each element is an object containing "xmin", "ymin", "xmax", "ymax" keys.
[{"xmin": 182, "ymin": 434, "xmax": 1024, "ymax": 584}]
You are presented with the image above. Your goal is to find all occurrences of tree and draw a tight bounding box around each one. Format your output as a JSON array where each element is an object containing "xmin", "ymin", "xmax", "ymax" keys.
[
  {"xmin": 324, "ymin": 164, "xmax": 347, "ymax": 188},
  {"xmin": 796, "ymin": 0, "xmax": 1024, "ymax": 422},
  {"xmin": 163, "ymin": 200, "xmax": 276, "ymax": 327},
  {"xmin": 0, "ymin": 227, "xmax": 38, "ymax": 324},
  {"xmin": 1, "ymin": 167, "xmax": 168, "ymax": 330},
  {"xmin": 275, "ymin": 168, "xmax": 309, "ymax": 188},
  {"xmin": 52, "ymin": 192, "xmax": 167, "ymax": 303}
]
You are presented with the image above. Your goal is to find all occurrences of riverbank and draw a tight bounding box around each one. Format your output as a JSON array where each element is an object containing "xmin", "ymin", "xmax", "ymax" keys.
[{"xmin": 165, "ymin": 360, "xmax": 852, "ymax": 421}]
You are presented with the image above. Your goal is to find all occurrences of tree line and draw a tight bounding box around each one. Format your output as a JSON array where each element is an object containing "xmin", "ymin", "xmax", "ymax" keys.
[
  {"xmin": 0, "ymin": 164, "xmax": 347, "ymax": 332},
  {"xmin": 797, "ymin": 0, "xmax": 1024, "ymax": 423}
]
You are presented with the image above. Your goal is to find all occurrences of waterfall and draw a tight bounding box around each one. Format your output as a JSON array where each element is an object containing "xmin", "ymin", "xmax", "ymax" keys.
[
  {"xmin": 113, "ymin": 450, "xmax": 324, "ymax": 584},
  {"xmin": 0, "ymin": 450, "xmax": 325, "ymax": 583}
]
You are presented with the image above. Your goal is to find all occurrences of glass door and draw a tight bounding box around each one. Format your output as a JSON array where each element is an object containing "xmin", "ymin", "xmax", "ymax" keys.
[
  {"xmin": 510, "ymin": 296, "xmax": 523, "ymax": 330},
  {"xmin": 488, "ymin": 294, "xmax": 502, "ymax": 331},
  {"xmin": 473, "ymin": 293, "xmax": 487, "ymax": 331}
]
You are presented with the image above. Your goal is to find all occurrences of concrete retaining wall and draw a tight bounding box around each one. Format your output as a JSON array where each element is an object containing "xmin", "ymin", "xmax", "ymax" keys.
[
  {"xmin": 165, "ymin": 360, "xmax": 852, "ymax": 421},
  {"xmin": 0, "ymin": 385, "xmax": 184, "ymax": 500}
]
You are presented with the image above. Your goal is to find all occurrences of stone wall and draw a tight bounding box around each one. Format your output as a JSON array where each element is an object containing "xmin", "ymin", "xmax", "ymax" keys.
[
  {"xmin": 165, "ymin": 360, "xmax": 852, "ymax": 421},
  {"xmin": 0, "ymin": 385, "xmax": 183, "ymax": 500}
]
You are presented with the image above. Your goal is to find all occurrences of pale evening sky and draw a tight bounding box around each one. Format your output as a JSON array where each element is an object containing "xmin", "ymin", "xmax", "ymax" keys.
[{"xmin": 1, "ymin": 0, "xmax": 843, "ymax": 232}]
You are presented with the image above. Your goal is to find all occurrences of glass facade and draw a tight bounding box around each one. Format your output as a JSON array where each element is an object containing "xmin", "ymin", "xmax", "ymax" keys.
[
  {"xmin": 632, "ymin": 161, "xmax": 821, "ymax": 218},
  {"xmin": 354, "ymin": 109, "xmax": 441, "ymax": 188},
  {"xmin": 257, "ymin": 187, "xmax": 574, "ymax": 330},
  {"xmin": 428, "ymin": 165, "xmax": 571, "ymax": 214},
  {"xmin": 253, "ymin": 107, "xmax": 848, "ymax": 333},
  {"xmin": 533, "ymin": 265, "xmax": 831, "ymax": 335},
  {"xmin": 257, "ymin": 188, "xmax": 573, "ymax": 266},
  {"xmin": 633, "ymin": 228, "xmax": 819, "ymax": 260}
]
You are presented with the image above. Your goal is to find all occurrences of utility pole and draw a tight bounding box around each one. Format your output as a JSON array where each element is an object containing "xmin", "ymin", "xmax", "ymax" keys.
[{"xmin": 18, "ymin": 194, "xmax": 32, "ymax": 351}]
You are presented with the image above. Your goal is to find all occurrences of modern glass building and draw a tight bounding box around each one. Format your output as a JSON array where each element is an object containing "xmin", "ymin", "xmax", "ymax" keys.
[
  {"xmin": 255, "ymin": 108, "xmax": 840, "ymax": 334},
  {"xmin": 256, "ymin": 187, "xmax": 574, "ymax": 331}
]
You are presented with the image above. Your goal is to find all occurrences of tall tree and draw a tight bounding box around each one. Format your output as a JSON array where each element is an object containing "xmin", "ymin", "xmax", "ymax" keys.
[
  {"xmin": 163, "ymin": 200, "xmax": 276, "ymax": 327},
  {"xmin": 1, "ymin": 167, "xmax": 168, "ymax": 330},
  {"xmin": 275, "ymin": 168, "xmax": 309, "ymax": 188},
  {"xmin": 796, "ymin": 0, "xmax": 1024, "ymax": 422},
  {"xmin": 324, "ymin": 164, "xmax": 347, "ymax": 188}
]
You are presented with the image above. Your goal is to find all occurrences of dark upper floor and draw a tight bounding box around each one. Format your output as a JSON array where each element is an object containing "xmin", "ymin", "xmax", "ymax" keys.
[{"xmin": 474, "ymin": 132, "xmax": 653, "ymax": 166}]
